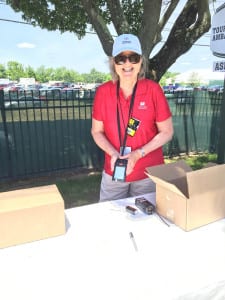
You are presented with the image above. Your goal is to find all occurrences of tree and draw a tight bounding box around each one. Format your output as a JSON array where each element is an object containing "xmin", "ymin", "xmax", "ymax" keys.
[
  {"xmin": 6, "ymin": 61, "xmax": 25, "ymax": 81},
  {"xmin": 35, "ymin": 65, "xmax": 53, "ymax": 83},
  {"xmin": 24, "ymin": 65, "xmax": 36, "ymax": 79},
  {"xmin": 187, "ymin": 72, "xmax": 201, "ymax": 87},
  {"xmin": 6, "ymin": 0, "xmax": 211, "ymax": 81},
  {"xmin": 159, "ymin": 71, "xmax": 179, "ymax": 87},
  {"xmin": 83, "ymin": 68, "xmax": 108, "ymax": 83},
  {"xmin": 0, "ymin": 59, "xmax": 112, "ymax": 83},
  {"xmin": 0, "ymin": 64, "xmax": 7, "ymax": 78}
]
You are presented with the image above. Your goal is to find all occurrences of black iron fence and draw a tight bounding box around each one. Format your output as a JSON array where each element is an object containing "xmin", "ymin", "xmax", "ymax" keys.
[
  {"xmin": 164, "ymin": 89, "xmax": 222, "ymax": 156},
  {"xmin": 0, "ymin": 88, "xmax": 223, "ymax": 180}
]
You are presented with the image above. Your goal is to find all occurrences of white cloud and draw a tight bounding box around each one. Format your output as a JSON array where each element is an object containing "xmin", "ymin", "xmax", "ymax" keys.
[{"xmin": 17, "ymin": 42, "xmax": 36, "ymax": 49}]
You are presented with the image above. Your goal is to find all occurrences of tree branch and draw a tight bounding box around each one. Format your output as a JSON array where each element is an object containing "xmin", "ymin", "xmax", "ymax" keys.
[
  {"xmin": 139, "ymin": 0, "xmax": 162, "ymax": 55},
  {"xmin": 149, "ymin": 0, "xmax": 211, "ymax": 80},
  {"xmin": 81, "ymin": 0, "xmax": 113, "ymax": 56},
  {"xmin": 106, "ymin": 0, "xmax": 129, "ymax": 34},
  {"xmin": 158, "ymin": 0, "xmax": 180, "ymax": 32},
  {"xmin": 151, "ymin": 0, "xmax": 180, "ymax": 51}
]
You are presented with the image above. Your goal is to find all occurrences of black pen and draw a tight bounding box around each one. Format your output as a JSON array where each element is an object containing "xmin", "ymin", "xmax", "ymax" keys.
[{"xmin": 129, "ymin": 231, "xmax": 138, "ymax": 252}]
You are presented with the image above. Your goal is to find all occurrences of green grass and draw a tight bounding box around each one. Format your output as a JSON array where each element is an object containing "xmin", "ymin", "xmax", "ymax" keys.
[
  {"xmin": 56, "ymin": 172, "xmax": 102, "ymax": 209},
  {"xmin": 57, "ymin": 153, "xmax": 217, "ymax": 208},
  {"xmin": 0, "ymin": 153, "xmax": 218, "ymax": 209},
  {"xmin": 165, "ymin": 153, "xmax": 217, "ymax": 170}
]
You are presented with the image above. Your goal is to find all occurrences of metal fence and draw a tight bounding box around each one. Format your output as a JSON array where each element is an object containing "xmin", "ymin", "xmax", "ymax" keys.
[
  {"xmin": 164, "ymin": 89, "xmax": 222, "ymax": 156},
  {"xmin": 0, "ymin": 88, "xmax": 223, "ymax": 180}
]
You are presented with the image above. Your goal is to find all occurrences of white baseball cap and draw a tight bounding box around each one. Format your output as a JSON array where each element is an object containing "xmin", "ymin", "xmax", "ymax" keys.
[{"xmin": 112, "ymin": 34, "xmax": 142, "ymax": 57}]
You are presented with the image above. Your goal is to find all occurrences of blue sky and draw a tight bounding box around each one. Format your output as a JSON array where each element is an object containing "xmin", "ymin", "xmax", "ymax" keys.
[
  {"xmin": 0, "ymin": 4, "xmax": 109, "ymax": 73},
  {"xmin": 0, "ymin": 2, "xmax": 224, "ymax": 81}
]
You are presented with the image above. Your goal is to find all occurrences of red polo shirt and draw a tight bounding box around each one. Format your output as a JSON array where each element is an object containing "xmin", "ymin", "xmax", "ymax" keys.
[{"xmin": 92, "ymin": 78, "xmax": 172, "ymax": 181}]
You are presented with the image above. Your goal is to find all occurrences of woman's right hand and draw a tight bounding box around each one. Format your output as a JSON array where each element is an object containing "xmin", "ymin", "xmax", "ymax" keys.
[{"xmin": 111, "ymin": 152, "xmax": 119, "ymax": 172}]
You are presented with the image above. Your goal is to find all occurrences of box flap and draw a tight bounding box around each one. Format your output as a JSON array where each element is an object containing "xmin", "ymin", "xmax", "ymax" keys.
[
  {"xmin": 187, "ymin": 164, "xmax": 225, "ymax": 197},
  {"xmin": 146, "ymin": 160, "xmax": 192, "ymax": 181},
  {"xmin": 146, "ymin": 160, "xmax": 191, "ymax": 198},
  {"xmin": 146, "ymin": 173, "xmax": 187, "ymax": 198}
]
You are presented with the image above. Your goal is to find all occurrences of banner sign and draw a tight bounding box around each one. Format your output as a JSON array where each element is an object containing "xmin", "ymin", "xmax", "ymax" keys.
[
  {"xmin": 213, "ymin": 61, "xmax": 225, "ymax": 72},
  {"xmin": 210, "ymin": 3, "xmax": 225, "ymax": 58}
]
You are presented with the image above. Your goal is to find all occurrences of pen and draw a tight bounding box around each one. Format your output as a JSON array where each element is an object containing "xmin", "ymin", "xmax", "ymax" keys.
[{"xmin": 129, "ymin": 231, "xmax": 138, "ymax": 252}]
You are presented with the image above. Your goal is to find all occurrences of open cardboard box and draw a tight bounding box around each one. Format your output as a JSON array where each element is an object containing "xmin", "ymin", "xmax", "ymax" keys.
[
  {"xmin": 146, "ymin": 160, "xmax": 225, "ymax": 231},
  {"xmin": 0, "ymin": 184, "xmax": 66, "ymax": 248}
]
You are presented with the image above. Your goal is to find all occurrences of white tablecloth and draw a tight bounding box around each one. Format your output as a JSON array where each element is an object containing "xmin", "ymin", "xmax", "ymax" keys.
[{"xmin": 1, "ymin": 193, "xmax": 225, "ymax": 300}]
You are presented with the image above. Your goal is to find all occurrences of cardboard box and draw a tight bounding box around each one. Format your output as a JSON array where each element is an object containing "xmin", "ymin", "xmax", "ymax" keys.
[
  {"xmin": 146, "ymin": 160, "xmax": 225, "ymax": 231},
  {"xmin": 0, "ymin": 184, "xmax": 66, "ymax": 248}
]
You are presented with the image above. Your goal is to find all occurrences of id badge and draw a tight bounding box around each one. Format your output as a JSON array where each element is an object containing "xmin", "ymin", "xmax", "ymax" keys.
[
  {"xmin": 127, "ymin": 117, "xmax": 140, "ymax": 137},
  {"xmin": 120, "ymin": 146, "xmax": 131, "ymax": 155}
]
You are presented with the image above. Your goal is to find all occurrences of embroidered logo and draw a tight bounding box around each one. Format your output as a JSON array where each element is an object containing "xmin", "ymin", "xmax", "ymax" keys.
[{"xmin": 138, "ymin": 101, "xmax": 147, "ymax": 109}]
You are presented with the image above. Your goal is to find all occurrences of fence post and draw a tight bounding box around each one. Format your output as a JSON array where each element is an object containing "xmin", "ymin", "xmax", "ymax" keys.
[
  {"xmin": 217, "ymin": 75, "xmax": 225, "ymax": 163},
  {"xmin": 0, "ymin": 90, "xmax": 13, "ymax": 177}
]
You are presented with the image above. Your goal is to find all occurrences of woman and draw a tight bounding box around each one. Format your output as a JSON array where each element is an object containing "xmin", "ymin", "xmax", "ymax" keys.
[{"xmin": 91, "ymin": 33, "xmax": 173, "ymax": 201}]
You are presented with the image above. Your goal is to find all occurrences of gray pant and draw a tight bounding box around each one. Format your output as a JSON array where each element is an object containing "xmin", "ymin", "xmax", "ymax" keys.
[{"xmin": 99, "ymin": 171, "xmax": 156, "ymax": 202}]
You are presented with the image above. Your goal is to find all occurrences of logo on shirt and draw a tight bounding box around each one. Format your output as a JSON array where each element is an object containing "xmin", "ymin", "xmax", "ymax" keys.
[{"xmin": 138, "ymin": 101, "xmax": 147, "ymax": 110}]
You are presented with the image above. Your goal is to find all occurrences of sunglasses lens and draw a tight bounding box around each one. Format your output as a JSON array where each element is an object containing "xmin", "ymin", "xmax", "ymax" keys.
[
  {"xmin": 129, "ymin": 54, "xmax": 141, "ymax": 64},
  {"xmin": 114, "ymin": 55, "xmax": 126, "ymax": 65},
  {"xmin": 114, "ymin": 54, "xmax": 141, "ymax": 65}
]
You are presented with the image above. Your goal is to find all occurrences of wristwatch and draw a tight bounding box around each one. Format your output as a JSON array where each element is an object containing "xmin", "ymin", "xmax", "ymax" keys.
[{"xmin": 138, "ymin": 147, "xmax": 145, "ymax": 158}]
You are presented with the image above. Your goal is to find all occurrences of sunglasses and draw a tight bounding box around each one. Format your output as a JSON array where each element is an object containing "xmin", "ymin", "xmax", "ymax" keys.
[{"xmin": 114, "ymin": 53, "xmax": 141, "ymax": 65}]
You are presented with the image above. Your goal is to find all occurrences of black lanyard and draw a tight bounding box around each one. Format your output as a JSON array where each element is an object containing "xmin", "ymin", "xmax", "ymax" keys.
[{"xmin": 116, "ymin": 81, "xmax": 138, "ymax": 155}]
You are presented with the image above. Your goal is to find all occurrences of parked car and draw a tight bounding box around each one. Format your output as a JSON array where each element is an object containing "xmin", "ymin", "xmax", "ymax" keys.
[
  {"xmin": 61, "ymin": 88, "xmax": 84, "ymax": 100},
  {"xmin": 217, "ymin": 87, "xmax": 224, "ymax": 95},
  {"xmin": 207, "ymin": 85, "xmax": 223, "ymax": 93},
  {"xmin": 174, "ymin": 86, "xmax": 194, "ymax": 92},
  {"xmin": 8, "ymin": 84, "xmax": 24, "ymax": 92},
  {"xmin": 39, "ymin": 87, "xmax": 62, "ymax": 100},
  {"xmin": 4, "ymin": 96, "xmax": 45, "ymax": 109},
  {"xmin": 172, "ymin": 88, "xmax": 193, "ymax": 104}
]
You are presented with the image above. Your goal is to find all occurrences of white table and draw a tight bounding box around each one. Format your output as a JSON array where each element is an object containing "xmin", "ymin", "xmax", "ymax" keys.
[{"xmin": 1, "ymin": 193, "xmax": 225, "ymax": 300}]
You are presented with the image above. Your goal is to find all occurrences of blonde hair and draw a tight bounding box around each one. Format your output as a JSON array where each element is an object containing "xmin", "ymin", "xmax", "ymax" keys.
[{"xmin": 109, "ymin": 55, "xmax": 147, "ymax": 82}]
